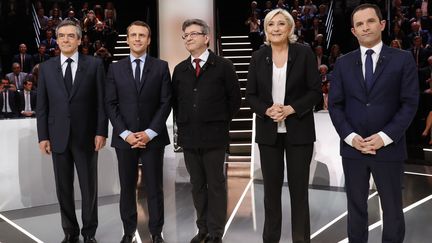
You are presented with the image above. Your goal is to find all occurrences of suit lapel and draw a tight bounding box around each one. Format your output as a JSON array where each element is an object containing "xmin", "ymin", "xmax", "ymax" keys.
[
  {"xmin": 54, "ymin": 56, "xmax": 69, "ymax": 97},
  {"xmin": 369, "ymin": 45, "xmax": 390, "ymax": 91},
  {"xmin": 263, "ymin": 46, "xmax": 273, "ymax": 99},
  {"xmin": 353, "ymin": 49, "xmax": 367, "ymax": 91},
  {"xmin": 69, "ymin": 54, "xmax": 87, "ymax": 100},
  {"xmin": 138, "ymin": 55, "xmax": 152, "ymax": 93}
]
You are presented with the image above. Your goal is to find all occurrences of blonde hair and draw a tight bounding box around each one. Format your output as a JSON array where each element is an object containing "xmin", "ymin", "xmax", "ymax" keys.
[{"xmin": 263, "ymin": 9, "xmax": 297, "ymax": 45}]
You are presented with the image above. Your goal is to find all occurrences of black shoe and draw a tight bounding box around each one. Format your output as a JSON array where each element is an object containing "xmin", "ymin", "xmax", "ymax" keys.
[
  {"xmin": 84, "ymin": 236, "xmax": 97, "ymax": 243},
  {"xmin": 151, "ymin": 234, "xmax": 165, "ymax": 243},
  {"xmin": 205, "ymin": 236, "xmax": 222, "ymax": 243},
  {"xmin": 190, "ymin": 232, "xmax": 209, "ymax": 243},
  {"xmin": 61, "ymin": 234, "xmax": 79, "ymax": 243},
  {"xmin": 120, "ymin": 234, "xmax": 136, "ymax": 243}
]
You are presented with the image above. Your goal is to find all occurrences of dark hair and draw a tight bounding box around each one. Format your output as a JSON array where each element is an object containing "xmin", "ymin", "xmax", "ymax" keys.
[
  {"xmin": 182, "ymin": 19, "xmax": 210, "ymax": 35},
  {"xmin": 351, "ymin": 3, "xmax": 383, "ymax": 27},
  {"xmin": 127, "ymin": 20, "xmax": 151, "ymax": 37},
  {"xmin": 56, "ymin": 20, "xmax": 82, "ymax": 39},
  {"xmin": 23, "ymin": 80, "xmax": 33, "ymax": 86}
]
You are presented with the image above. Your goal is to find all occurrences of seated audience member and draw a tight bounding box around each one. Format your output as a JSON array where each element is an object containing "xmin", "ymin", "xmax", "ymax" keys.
[
  {"xmin": 245, "ymin": 12, "xmax": 263, "ymax": 51},
  {"xmin": 93, "ymin": 41, "xmax": 112, "ymax": 70},
  {"xmin": 82, "ymin": 10, "xmax": 99, "ymax": 34},
  {"xmin": 0, "ymin": 79, "xmax": 20, "ymax": 119},
  {"xmin": 315, "ymin": 4, "xmax": 328, "ymax": 22},
  {"xmin": 6, "ymin": 63, "xmax": 28, "ymax": 91},
  {"xmin": 89, "ymin": 21, "xmax": 108, "ymax": 43},
  {"xmin": 26, "ymin": 64, "xmax": 40, "ymax": 89},
  {"xmin": 33, "ymin": 44, "xmax": 50, "ymax": 64},
  {"xmin": 315, "ymin": 64, "xmax": 331, "ymax": 111},
  {"xmin": 93, "ymin": 4, "xmax": 105, "ymax": 21},
  {"xmin": 390, "ymin": 39, "xmax": 403, "ymax": 49},
  {"xmin": 328, "ymin": 44, "xmax": 342, "ymax": 70},
  {"xmin": 407, "ymin": 21, "xmax": 431, "ymax": 48},
  {"xmin": 19, "ymin": 80, "xmax": 36, "ymax": 117},
  {"xmin": 104, "ymin": 9, "xmax": 117, "ymax": 30},
  {"xmin": 409, "ymin": 35, "xmax": 430, "ymax": 68},
  {"xmin": 41, "ymin": 29, "xmax": 57, "ymax": 56},
  {"xmin": 12, "ymin": 43, "xmax": 33, "ymax": 73},
  {"xmin": 49, "ymin": 7, "xmax": 62, "ymax": 28},
  {"xmin": 104, "ymin": 2, "xmax": 117, "ymax": 21},
  {"xmin": 36, "ymin": 7, "xmax": 49, "ymax": 30},
  {"xmin": 263, "ymin": 1, "xmax": 273, "ymax": 18},
  {"xmin": 64, "ymin": 10, "xmax": 80, "ymax": 24},
  {"xmin": 314, "ymin": 45, "xmax": 328, "ymax": 68},
  {"xmin": 79, "ymin": 2, "xmax": 90, "ymax": 20},
  {"xmin": 422, "ymin": 111, "xmax": 432, "ymax": 144}
]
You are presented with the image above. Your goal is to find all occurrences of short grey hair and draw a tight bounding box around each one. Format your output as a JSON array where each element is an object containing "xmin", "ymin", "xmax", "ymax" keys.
[
  {"xmin": 263, "ymin": 9, "xmax": 297, "ymax": 45},
  {"xmin": 182, "ymin": 19, "xmax": 210, "ymax": 35},
  {"xmin": 56, "ymin": 20, "xmax": 82, "ymax": 40}
]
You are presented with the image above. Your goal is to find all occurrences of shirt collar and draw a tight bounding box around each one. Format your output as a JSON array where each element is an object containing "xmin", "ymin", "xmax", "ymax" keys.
[
  {"xmin": 130, "ymin": 53, "xmax": 147, "ymax": 64},
  {"xmin": 360, "ymin": 41, "xmax": 383, "ymax": 57},
  {"xmin": 190, "ymin": 49, "xmax": 210, "ymax": 64},
  {"xmin": 60, "ymin": 52, "xmax": 79, "ymax": 65}
]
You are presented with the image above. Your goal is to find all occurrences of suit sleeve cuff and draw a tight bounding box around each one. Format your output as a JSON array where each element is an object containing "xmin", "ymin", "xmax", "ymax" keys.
[
  {"xmin": 145, "ymin": 129, "xmax": 158, "ymax": 141},
  {"xmin": 378, "ymin": 131, "xmax": 393, "ymax": 146},
  {"xmin": 344, "ymin": 132, "xmax": 358, "ymax": 147},
  {"xmin": 120, "ymin": 130, "xmax": 132, "ymax": 141}
]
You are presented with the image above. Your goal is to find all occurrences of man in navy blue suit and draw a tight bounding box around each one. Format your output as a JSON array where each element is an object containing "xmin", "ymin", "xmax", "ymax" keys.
[
  {"xmin": 329, "ymin": 4, "xmax": 419, "ymax": 243},
  {"xmin": 105, "ymin": 20, "xmax": 171, "ymax": 243}
]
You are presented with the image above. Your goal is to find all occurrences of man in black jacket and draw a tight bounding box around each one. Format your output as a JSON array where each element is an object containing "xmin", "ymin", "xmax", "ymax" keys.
[{"xmin": 172, "ymin": 19, "xmax": 241, "ymax": 243}]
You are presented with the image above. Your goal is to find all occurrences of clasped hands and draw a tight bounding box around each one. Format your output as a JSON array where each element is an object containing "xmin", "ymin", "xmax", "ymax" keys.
[
  {"xmin": 126, "ymin": 131, "xmax": 150, "ymax": 149},
  {"xmin": 265, "ymin": 103, "xmax": 295, "ymax": 122},
  {"xmin": 352, "ymin": 134, "xmax": 384, "ymax": 155}
]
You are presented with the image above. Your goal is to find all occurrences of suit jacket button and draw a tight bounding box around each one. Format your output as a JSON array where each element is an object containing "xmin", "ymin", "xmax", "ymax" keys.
[
  {"xmin": 366, "ymin": 103, "xmax": 371, "ymax": 107},
  {"xmin": 137, "ymin": 118, "xmax": 140, "ymax": 121},
  {"xmin": 193, "ymin": 88, "xmax": 197, "ymax": 92},
  {"xmin": 193, "ymin": 104, "xmax": 196, "ymax": 108}
]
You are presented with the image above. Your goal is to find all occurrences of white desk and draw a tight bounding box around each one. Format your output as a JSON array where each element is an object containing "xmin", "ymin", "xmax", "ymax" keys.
[{"xmin": 0, "ymin": 119, "xmax": 120, "ymax": 211}]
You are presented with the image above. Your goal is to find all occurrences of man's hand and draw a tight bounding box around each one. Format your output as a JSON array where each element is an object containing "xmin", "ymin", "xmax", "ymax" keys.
[
  {"xmin": 363, "ymin": 134, "xmax": 385, "ymax": 153},
  {"xmin": 94, "ymin": 135, "xmax": 106, "ymax": 151},
  {"xmin": 352, "ymin": 135, "xmax": 376, "ymax": 154},
  {"xmin": 125, "ymin": 133, "xmax": 146, "ymax": 149},
  {"xmin": 130, "ymin": 131, "xmax": 149, "ymax": 149},
  {"xmin": 39, "ymin": 140, "xmax": 51, "ymax": 155}
]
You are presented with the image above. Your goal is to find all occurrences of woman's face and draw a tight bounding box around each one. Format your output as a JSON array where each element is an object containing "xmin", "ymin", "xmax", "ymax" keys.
[{"xmin": 267, "ymin": 13, "xmax": 291, "ymax": 45}]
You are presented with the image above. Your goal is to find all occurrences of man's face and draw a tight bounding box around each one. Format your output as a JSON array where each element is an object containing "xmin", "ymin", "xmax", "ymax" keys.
[
  {"xmin": 351, "ymin": 8, "xmax": 385, "ymax": 48},
  {"xmin": 19, "ymin": 44, "xmax": 27, "ymax": 54},
  {"xmin": 24, "ymin": 82, "xmax": 33, "ymax": 91},
  {"xmin": 12, "ymin": 64, "xmax": 21, "ymax": 74},
  {"xmin": 127, "ymin": 25, "xmax": 151, "ymax": 57},
  {"xmin": 183, "ymin": 24, "xmax": 209, "ymax": 55},
  {"xmin": 39, "ymin": 45, "xmax": 46, "ymax": 54},
  {"xmin": 46, "ymin": 30, "xmax": 53, "ymax": 39},
  {"xmin": 57, "ymin": 25, "xmax": 81, "ymax": 57}
]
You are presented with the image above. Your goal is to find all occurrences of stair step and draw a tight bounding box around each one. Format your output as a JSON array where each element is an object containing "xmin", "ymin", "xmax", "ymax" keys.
[
  {"xmin": 221, "ymin": 36, "xmax": 249, "ymax": 39},
  {"xmin": 223, "ymin": 48, "xmax": 252, "ymax": 51},
  {"xmin": 222, "ymin": 42, "xmax": 251, "ymax": 45}
]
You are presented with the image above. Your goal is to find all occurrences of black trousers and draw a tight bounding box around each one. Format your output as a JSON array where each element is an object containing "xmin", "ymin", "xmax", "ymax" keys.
[
  {"xmin": 258, "ymin": 134, "xmax": 313, "ymax": 243},
  {"xmin": 51, "ymin": 139, "xmax": 98, "ymax": 237},
  {"xmin": 183, "ymin": 147, "xmax": 227, "ymax": 237},
  {"xmin": 342, "ymin": 158, "xmax": 405, "ymax": 243},
  {"xmin": 115, "ymin": 147, "xmax": 165, "ymax": 235}
]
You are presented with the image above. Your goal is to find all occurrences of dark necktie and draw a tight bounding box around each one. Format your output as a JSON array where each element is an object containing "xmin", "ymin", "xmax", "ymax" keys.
[
  {"xmin": 64, "ymin": 58, "xmax": 73, "ymax": 94},
  {"xmin": 194, "ymin": 58, "xmax": 201, "ymax": 77},
  {"xmin": 134, "ymin": 59, "xmax": 141, "ymax": 86},
  {"xmin": 365, "ymin": 49, "xmax": 374, "ymax": 90}
]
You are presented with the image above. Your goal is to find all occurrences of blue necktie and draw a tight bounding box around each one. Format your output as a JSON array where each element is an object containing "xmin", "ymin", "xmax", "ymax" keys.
[
  {"xmin": 365, "ymin": 49, "xmax": 374, "ymax": 90},
  {"xmin": 134, "ymin": 59, "xmax": 141, "ymax": 86}
]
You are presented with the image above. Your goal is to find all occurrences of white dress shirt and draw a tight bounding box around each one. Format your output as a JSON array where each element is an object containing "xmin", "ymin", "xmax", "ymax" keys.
[
  {"xmin": 60, "ymin": 52, "xmax": 79, "ymax": 83},
  {"xmin": 272, "ymin": 62, "xmax": 287, "ymax": 133}
]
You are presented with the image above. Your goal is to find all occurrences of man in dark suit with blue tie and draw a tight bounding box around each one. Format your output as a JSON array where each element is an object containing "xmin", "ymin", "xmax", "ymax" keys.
[
  {"xmin": 328, "ymin": 4, "xmax": 419, "ymax": 243},
  {"xmin": 36, "ymin": 20, "xmax": 107, "ymax": 243},
  {"xmin": 105, "ymin": 21, "xmax": 171, "ymax": 243}
]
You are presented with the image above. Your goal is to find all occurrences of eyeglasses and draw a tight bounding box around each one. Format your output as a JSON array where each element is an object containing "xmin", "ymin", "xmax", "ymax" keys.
[{"xmin": 182, "ymin": 32, "xmax": 206, "ymax": 40}]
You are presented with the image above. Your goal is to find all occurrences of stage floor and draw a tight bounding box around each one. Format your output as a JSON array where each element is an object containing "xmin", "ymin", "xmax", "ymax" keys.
[{"xmin": 1, "ymin": 147, "xmax": 432, "ymax": 243}]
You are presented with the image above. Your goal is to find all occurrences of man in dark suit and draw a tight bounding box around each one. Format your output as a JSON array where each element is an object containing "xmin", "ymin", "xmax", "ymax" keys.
[
  {"xmin": 33, "ymin": 44, "xmax": 50, "ymax": 65},
  {"xmin": 172, "ymin": 19, "xmax": 241, "ymax": 243},
  {"xmin": 36, "ymin": 20, "xmax": 107, "ymax": 243},
  {"xmin": 0, "ymin": 79, "xmax": 20, "ymax": 119},
  {"xmin": 105, "ymin": 21, "xmax": 171, "ymax": 243},
  {"xmin": 19, "ymin": 80, "xmax": 37, "ymax": 117},
  {"xmin": 328, "ymin": 4, "xmax": 419, "ymax": 243},
  {"xmin": 12, "ymin": 43, "xmax": 33, "ymax": 73}
]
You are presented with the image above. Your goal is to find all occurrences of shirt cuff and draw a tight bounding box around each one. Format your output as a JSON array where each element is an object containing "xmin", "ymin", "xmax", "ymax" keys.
[
  {"xmin": 378, "ymin": 131, "xmax": 393, "ymax": 146},
  {"xmin": 120, "ymin": 130, "xmax": 132, "ymax": 141},
  {"xmin": 145, "ymin": 129, "xmax": 158, "ymax": 141},
  {"xmin": 344, "ymin": 132, "xmax": 358, "ymax": 147}
]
